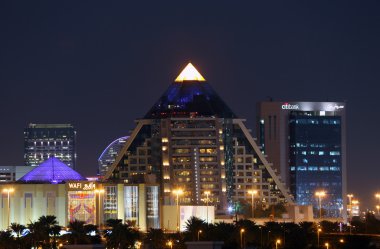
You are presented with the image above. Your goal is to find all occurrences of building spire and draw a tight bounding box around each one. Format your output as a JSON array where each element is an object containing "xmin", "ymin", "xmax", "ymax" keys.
[{"xmin": 174, "ymin": 63, "xmax": 206, "ymax": 82}]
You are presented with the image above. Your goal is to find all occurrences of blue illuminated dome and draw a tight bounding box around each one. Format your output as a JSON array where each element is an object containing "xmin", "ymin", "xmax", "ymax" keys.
[{"xmin": 18, "ymin": 157, "xmax": 86, "ymax": 183}]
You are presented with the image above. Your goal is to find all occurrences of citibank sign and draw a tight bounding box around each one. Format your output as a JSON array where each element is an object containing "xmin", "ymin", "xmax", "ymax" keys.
[{"xmin": 281, "ymin": 103, "xmax": 299, "ymax": 110}]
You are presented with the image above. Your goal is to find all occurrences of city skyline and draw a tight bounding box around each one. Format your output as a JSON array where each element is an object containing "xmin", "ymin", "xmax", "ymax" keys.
[{"xmin": 0, "ymin": 1, "xmax": 379, "ymax": 210}]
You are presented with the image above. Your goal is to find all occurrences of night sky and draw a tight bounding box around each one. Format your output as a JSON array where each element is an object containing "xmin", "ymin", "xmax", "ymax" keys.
[{"xmin": 1, "ymin": 1, "xmax": 379, "ymax": 208}]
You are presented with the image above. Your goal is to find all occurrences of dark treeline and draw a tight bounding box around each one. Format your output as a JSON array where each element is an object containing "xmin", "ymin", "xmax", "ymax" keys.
[{"xmin": 1, "ymin": 213, "xmax": 380, "ymax": 249}]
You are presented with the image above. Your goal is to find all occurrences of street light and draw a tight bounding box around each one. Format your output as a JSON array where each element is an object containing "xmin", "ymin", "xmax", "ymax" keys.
[
  {"xmin": 376, "ymin": 205, "xmax": 380, "ymax": 215},
  {"xmin": 167, "ymin": 240, "xmax": 173, "ymax": 249},
  {"xmin": 317, "ymin": 228, "xmax": 322, "ymax": 248},
  {"xmin": 259, "ymin": 226, "xmax": 263, "ymax": 249},
  {"xmin": 240, "ymin": 228, "xmax": 245, "ymax": 249},
  {"xmin": 204, "ymin": 191, "xmax": 210, "ymax": 224},
  {"xmin": 325, "ymin": 242, "xmax": 329, "ymax": 249},
  {"xmin": 198, "ymin": 230, "xmax": 202, "ymax": 241},
  {"xmin": 248, "ymin": 190, "xmax": 258, "ymax": 219},
  {"xmin": 315, "ymin": 191, "xmax": 326, "ymax": 219},
  {"xmin": 94, "ymin": 189, "xmax": 105, "ymax": 226},
  {"xmin": 375, "ymin": 193, "xmax": 380, "ymax": 205},
  {"xmin": 173, "ymin": 189, "xmax": 183, "ymax": 231},
  {"xmin": 275, "ymin": 239, "xmax": 281, "ymax": 249},
  {"xmin": 347, "ymin": 194, "xmax": 353, "ymax": 234},
  {"xmin": 3, "ymin": 188, "xmax": 14, "ymax": 228}
]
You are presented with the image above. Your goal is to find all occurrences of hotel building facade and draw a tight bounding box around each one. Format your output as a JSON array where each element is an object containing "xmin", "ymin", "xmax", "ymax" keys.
[{"xmin": 104, "ymin": 63, "xmax": 294, "ymax": 214}]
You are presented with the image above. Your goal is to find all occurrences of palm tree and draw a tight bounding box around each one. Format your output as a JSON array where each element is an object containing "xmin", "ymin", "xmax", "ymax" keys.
[
  {"xmin": 144, "ymin": 228, "xmax": 166, "ymax": 249},
  {"xmin": 38, "ymin": 215, "xmax": 59, "ymax": 248},
  {"xmin": 50, "ymin": 225, "xmax": 62, "ymax": 249},
  {"xmin": 184, "ymin": 216, "xmax": 207, "ymax": 241},
  {"xmin": 84, "ymin": 224, "xmax": 101, "ymax": 244},
  {"xmin": 68, "ymin": 219, "xmax": 86, "ymax": 244},
  {"xmin": 10, "ymin": 223, "xmax": 26, "ymax": 249},
  {"xmin": 105, "ymin": 221, "xmax": 141, "ymax": 248},
  {"xmin": 208, "ymin": 222, "xmax": 237, "ymax": 248},
  {"xmin": 0, "ymin": 230, "xmax": 14, "ymax": 249},
  {"xmin": 27, "ymin": 221, "xmax": 45, "ymax": 249}
]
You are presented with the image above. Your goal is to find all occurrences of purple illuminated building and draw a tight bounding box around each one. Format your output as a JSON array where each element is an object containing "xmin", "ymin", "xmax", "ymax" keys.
[{"xmin": 18, "ymin": 157, "xmax": 86, "ymax": 183}]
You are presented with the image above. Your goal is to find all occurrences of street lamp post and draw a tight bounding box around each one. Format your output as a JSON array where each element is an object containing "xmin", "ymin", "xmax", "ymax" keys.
[
  {"xmin": 204, "ymin": 191, "xmax": 210, "ymax": 224},
  {"xmin": 317, "ymin": 228, "xmax": 322, "ymax": 248},
  {"xmin": 173, "ymin": 189, "xmax": 183, "ymax": 231},
  {"xmin": 198, "ymin": 230, "xmax": 202, "ymax": 241},
  {"xmin": 315, "ymin": 191, "xmax": 326, "ymax": 219},
  {"xmin": 259, "ymin": 226, "xmax": 263, "ymax": 249},
  {"xmin": 275, "ymin": 239, "xmax": 281, "ymax": 249},
  {"xmin": 3, "ymin": 188, "xmax": 14, "ymax": 228},
  {"xmin": 325, "ymin": 242, "xmax": 329, "ymax": 249},
  {"xmin": 376, "ymin": 205, "xmax": 380, "ymax": 215},
  {"xmin": 347, "ymin": 194, "xmax": 353, "ymax": 234},
  {"xmin": 240, "ymin": 228, "xmax": 245, "ymax": 249},
  {"xmin": 248, "ymin": 190, "xmax": 257, "ymax": 219},
  {"xmin": 94, "ymin": 189, "xmax": 105, "ymax": 226}
]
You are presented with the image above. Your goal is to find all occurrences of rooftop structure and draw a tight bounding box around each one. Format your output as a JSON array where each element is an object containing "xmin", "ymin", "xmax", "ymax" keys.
[{"xmin": 18, "ymin": 157, "xmax": 86, "ymax": 183}]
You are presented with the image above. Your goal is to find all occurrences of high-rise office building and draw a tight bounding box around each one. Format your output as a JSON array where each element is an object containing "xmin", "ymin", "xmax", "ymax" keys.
[
  {"xmin": 0, "ymin": 166, "xmax": 33, "ymax": 182},
  {"xmin": 104, "ymin": 63, "xmax": 293, "ymax": 214},
  {"xmin": 257, "ymin": 102, "xmax": 346, "ymax": 217},
  {"xmin": 24, "ymin": 124, "xmax": 77, "ymax": 169},
  {"xmin": 98, "ymin": 136, "xmax": 129, "ymax": 177}
]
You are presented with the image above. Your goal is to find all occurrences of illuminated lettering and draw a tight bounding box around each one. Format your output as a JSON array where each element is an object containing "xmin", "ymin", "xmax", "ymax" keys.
[
  {"xmin": 68, "ymin": 182, "xmax": 96, "ymax": 191},
  {"xmin": 69, "ymin": 182, "xmax": 82, "ymax": 188},
  {"xmin": 83, "ymin": 182, "xmax": 96, "ymax": 190},
  {"xmin": 327, "ymin": 104, "xmax": 344, "ymax": 110},
  {"xmin": 281, "ymin": 103, "xmax": 299, "ymax": 110}
]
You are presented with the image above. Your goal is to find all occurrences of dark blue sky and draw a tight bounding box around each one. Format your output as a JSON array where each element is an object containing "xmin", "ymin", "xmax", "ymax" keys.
[{"xmin": 0, "ymin": 1, "xmax": 379, "ymax": 208}]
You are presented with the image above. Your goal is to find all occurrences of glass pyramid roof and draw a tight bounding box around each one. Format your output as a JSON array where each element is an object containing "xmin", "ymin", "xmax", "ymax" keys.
[
  {"xmin": 144, "ymin": 64, "xmax": 237, "ymax": 119},
  {"xmin": 18, "ymin": 157, "xmax": 86, "ymax": 183}
]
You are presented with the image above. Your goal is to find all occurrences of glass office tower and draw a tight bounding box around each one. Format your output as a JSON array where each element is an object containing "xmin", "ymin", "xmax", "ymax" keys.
[
  {"xmin": 289, "ymin": 113, "xmax": 343, "ymax": 217},
  {"xmin": 24, "ymin": 124, "xmax": 77, "ymax": 169},
  {"xmin": 98, "ymin": 136, "xmax": 129, "ymax": 176},
  {"xmin": 257, "ymin": 102, "xmax": 346, "ymax": 218}
]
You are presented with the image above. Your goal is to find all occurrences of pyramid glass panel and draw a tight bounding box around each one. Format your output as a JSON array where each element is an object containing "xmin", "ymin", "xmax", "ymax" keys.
[{"xmin": 18, "ymin": 157, "xmax": 86, "ymax": 183}]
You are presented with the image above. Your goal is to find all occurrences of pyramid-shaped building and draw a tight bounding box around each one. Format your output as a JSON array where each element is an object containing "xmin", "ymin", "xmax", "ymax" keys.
[
  {"xmin": 105, "ymin": 63, "xmax": 294, "ymax": 213},
  {"xmin": 18, "ymin": 157, "xmax": 86, "ymax": 183}
]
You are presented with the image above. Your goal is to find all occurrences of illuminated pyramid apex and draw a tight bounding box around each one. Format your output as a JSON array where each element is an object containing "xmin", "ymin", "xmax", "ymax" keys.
[{"xmin": 174, "ymin": 63, "xmax": 206, "ymax": 82}]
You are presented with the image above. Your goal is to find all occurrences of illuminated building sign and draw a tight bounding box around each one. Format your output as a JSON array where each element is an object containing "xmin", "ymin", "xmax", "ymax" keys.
[
  {"xmin": 327, "ymin": 104, "xmax": 344, "ymax": 110},
  {"xmin": 68, "ymin": 182, "xmax": 96, "ymax": 191},
  {"xmin": 281, "ymin": 102, "xmax": 345, "ymax": 111},
  {"xmin": 281, "ymin": 103, "xmax": 300, "ymax": 110}
]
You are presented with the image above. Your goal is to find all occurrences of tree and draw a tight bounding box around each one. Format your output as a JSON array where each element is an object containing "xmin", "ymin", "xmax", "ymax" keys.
[
  {"xmin": 0, "ymin": 230, "xmax": 15, "ymax": 249},
  {"xmin": 10, "ymin": 223, "xmax": 26, "ymax": 249},
  {"xmin": 104, "ymin": 219, "xmax": 141, "ymax": 248},
  {"xmin": 184, "ymin": 216, "xmax": 207, "ymax": 241},
  {"xmin": 67, "ymin": 220, "xmax": 86, "ymax": 244},
  {"xmin": 144, "ymin": 228, "xmax": 166, "ymax": 249},
  {"xmin": 27, "ymin": 221, "xmax": 45, "ymax": 249}
]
